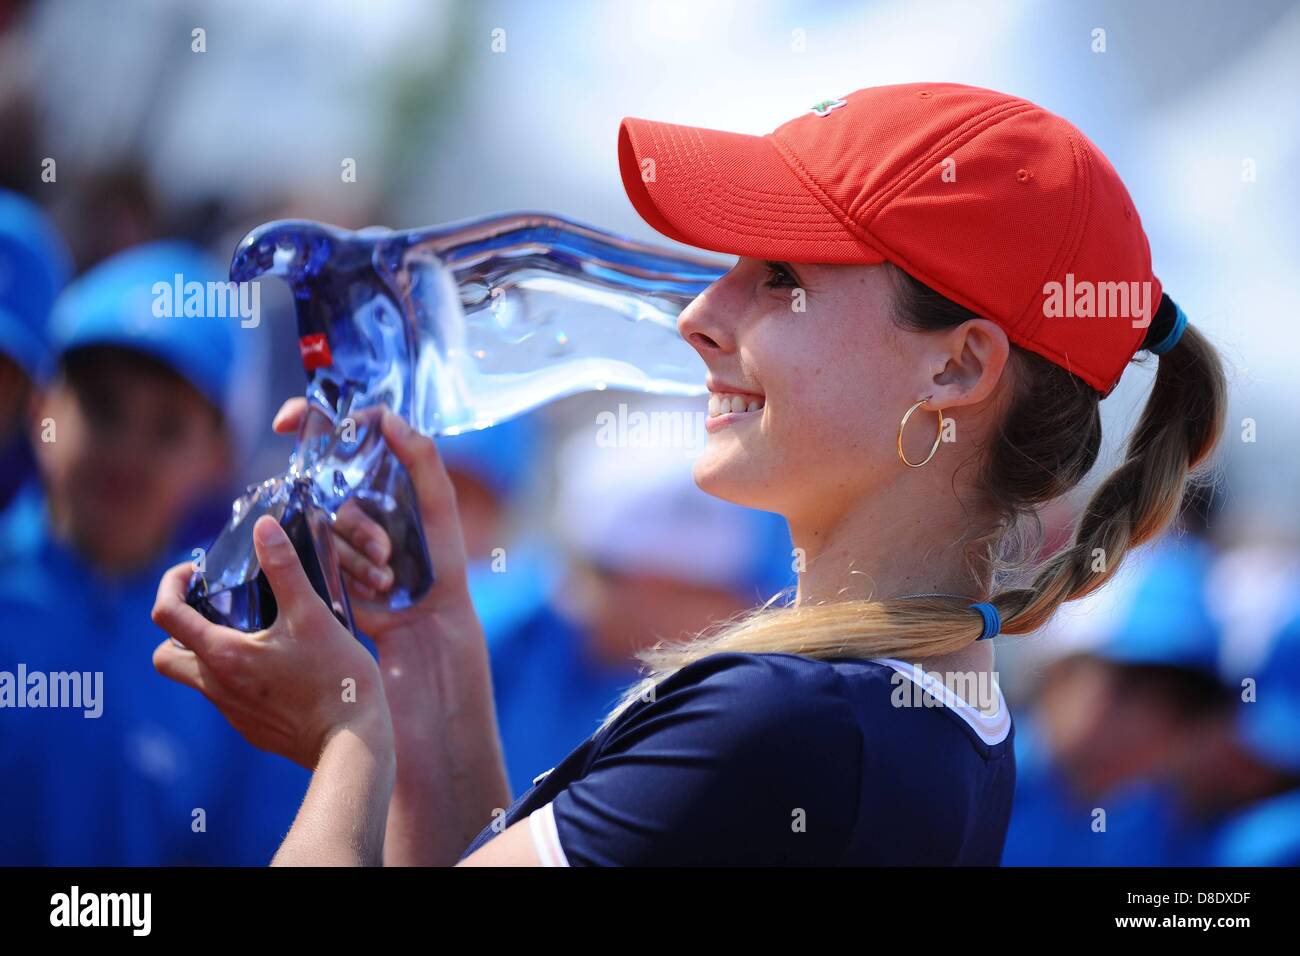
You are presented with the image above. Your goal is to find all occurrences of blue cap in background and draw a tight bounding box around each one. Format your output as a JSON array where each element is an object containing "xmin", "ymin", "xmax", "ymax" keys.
[
  {"xmin": 438, "ymin": 412, "xmax": 542, "ymax": 501},
  {"xmin": 1095, "ymin": 536, "xmax": 1222, "ymax": 677},
  {"xmin": 48, "ymin": 240, "xmax": 239, "ymax": 415},
  {"xmin": 0, "ymin": 190, "xmax": 72, "ymax": 384},
  {"xmin": 1237, "ymin": 608, "xmax": 1300, "ymax": 774}
]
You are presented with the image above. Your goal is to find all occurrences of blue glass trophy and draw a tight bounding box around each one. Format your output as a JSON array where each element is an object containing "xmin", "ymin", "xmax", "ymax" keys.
[{"xmin": 185, "ymin": 213, "xmax": 726, "ymax": 632}]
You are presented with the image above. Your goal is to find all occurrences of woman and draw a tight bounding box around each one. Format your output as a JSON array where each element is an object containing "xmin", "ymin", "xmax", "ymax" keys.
[{"xmin": 152, "ymin": 83, "xmax": 1226, "ymax": 866}]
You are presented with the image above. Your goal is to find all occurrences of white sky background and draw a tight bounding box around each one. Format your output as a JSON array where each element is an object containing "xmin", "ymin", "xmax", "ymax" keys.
[{"xmin": 17, "ymin": 0, "xmax": 1300, "ymax": 533}]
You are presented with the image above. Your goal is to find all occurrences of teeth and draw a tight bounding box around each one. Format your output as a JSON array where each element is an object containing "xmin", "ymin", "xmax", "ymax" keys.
[{"xmin": 708, "ymin": 392, "xmax": 765, "ymax": 418}]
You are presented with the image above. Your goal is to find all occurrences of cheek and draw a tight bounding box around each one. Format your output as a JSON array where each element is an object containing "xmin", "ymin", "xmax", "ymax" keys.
[
  {"xmin": 694, "ymin": 348, "xmax": 889, "ymax": 507},
  {"xmin": 131, "ymin": 430, "xmax": 216, "ymax": 502},
  {"xmin": 770, "ymin": 367, "xmax": 885, "ymax": 473},
  {"xmin": 768, "ymin": 315, "xmax": 901, "ymax": 448},
  {"xmin": 159, "ymin": 439, "xmax": 216, "ymax": 492},
  {"xmin": 117, "ymin": 459, "xmax": 201, "ymax": 531}
]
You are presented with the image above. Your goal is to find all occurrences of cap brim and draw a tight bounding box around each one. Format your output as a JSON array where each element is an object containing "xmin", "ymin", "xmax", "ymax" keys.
[
  {"xmin": 59, "ymin": 330, "xmax": 227, "ymax": 416},
  {"xmin": 619, "ymin": 117, "xmax": 884, "ymax": 264}
]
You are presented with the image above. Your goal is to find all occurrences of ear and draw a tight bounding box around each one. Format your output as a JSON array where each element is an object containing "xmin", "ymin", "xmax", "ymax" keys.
[{"xmin": 924, "ymin": 318, "xmax": 1010, "ymax": 410}]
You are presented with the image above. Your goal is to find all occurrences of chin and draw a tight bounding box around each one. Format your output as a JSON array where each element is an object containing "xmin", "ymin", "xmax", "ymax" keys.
[{"xmin": 692, "ymin": 438, "xmax": 780, "ymax": 512}]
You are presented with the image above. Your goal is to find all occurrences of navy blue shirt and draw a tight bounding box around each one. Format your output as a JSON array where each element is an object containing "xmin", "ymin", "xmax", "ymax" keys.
[{"xmin": 460, "ymin": 651, "xmax": 1016, "ymax": 865}]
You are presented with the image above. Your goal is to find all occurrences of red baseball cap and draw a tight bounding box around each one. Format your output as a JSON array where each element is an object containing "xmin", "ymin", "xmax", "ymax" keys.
[{"xmin": 619, "ymin": 82, "xmax": 1163, "ymax": 396}]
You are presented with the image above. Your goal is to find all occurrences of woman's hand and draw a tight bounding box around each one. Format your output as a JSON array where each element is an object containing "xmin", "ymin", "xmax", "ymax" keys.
[
  {"xmin": 151, "ymin": 515, "xmax": 393, "ymax": 770},
  {"xmin": 269, "ymin": 399, "xmax": 510, "ymax": 865},
  {"xmin": 270, "ymin": 400, "xmax": 476, "ymax": 645}
]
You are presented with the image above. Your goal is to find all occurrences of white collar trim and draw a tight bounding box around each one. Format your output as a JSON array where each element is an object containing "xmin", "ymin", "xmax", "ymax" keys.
[{"xmin": 873, "ymin": 658, "xmax": 1012, "ymax": 746}]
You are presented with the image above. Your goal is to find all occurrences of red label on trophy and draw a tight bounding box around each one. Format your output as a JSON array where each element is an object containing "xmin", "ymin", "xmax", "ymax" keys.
[{"xmin": 298, "ymin": 333, "xmax": 332, "ymax": 370}]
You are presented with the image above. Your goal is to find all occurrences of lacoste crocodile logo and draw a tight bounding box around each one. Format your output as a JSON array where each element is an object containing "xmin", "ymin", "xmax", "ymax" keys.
[{"xmin": 810, "ymin": 98, "xmax": 847, "ymax": 117}]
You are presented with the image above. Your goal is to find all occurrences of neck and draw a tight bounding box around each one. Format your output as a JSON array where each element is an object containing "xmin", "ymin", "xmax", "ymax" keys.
[
  {"xmin": 790, "ymin": 475, "xmax": 993, "ymax": 606},
  {"xmin": 787, "ymin": 476, "xmax": 1002, "ymax": 700}
]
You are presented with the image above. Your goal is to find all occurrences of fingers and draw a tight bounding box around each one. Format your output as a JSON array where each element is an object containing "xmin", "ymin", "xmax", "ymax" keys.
[
  {"xmin": 272, "ymin": 397, "xmax": 307, "ymax": 435},
  {"xmin": 331, "ymin": 500, "xmax": 392, "ymax": 598},
  {"xmin": 379, "ymin": 409, "xmax": 459, "ymax": 535},
  {"xmin": 153, "ymin": 637, "xmax": 222, "ymax": 696},
  {"xmin": 335, "ymin": 498, "xmax": 391, "ymax": 567},
  {"xmin": 335, "ymin": 531, "xmax": 392, "ymax": 595},
  {"xmin": 252, "ymin": 516, "xmax": 328, "ymax": 624},
  {"xmin": 152, "ymin": 562, "xmax": 238, "ymax": 660}
]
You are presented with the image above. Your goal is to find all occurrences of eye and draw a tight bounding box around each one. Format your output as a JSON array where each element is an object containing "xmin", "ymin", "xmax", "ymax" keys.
[
  {"xmin": 80, "ymin": 386, "xmax": 121, "ymax": 432},
  {"xmin": 763, "ymin": 260, "xmax": 801, "ymax": 289},
  {"xmin": 154, "ymin": 413, "xmax": 188, "ymax": 449}
]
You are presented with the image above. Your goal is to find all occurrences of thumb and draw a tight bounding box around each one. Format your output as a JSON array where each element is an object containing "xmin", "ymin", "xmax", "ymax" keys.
[{"xmin": 253, "ymin": 515, "xmax": 326, "ymax": 626}]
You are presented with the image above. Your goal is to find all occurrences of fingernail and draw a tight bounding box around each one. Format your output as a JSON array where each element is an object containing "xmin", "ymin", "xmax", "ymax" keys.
[
  {"xmin": 368, "ymin": 566, "xmax": 391, "ymax": 588},
  {"xmin": 365, "ymin": 541, "xmax": 385, "ymax": 563}
]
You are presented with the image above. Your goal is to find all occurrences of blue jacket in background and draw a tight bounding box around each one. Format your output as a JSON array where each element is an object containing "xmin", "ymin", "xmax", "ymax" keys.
[
  {"xmin": 0, "ymin": 486, "xmax": 310, "ymax": 865},
  {"xmin": 1003, "ymin": 714, "xmax": 1213, "ymax": 866}
]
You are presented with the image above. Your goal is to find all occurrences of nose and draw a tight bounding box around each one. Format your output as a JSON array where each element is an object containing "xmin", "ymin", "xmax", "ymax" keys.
[{"xmin": 678, "ymin": 270, "xmax": 738, "ymax": 357}]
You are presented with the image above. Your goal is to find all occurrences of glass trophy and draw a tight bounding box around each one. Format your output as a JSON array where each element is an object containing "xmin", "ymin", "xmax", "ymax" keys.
[{"xmin": 185, "ymin": 212, "xmax": 726, "ymax": 632}]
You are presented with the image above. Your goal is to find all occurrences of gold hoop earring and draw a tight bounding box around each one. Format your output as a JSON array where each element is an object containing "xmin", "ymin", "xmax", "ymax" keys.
[{"xmin": 897, "ymin": 396, "xmax": 944, "ymax": 468}]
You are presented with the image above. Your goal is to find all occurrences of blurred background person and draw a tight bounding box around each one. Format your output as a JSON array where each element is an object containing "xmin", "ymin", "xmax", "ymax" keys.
[
  {"xmin": 439, "ymin": 411, "xmax": 560, "ymax": 646},
  {"xmin": 1003, "ymin": 527, "xmax": 1236, "ymax": 865},
  {"xmin": 1175, "ymin": 606, "xmax": 1300, "ymax": 866},
  {"xmin": 0, "ymin": 189, "xmax": 70, "ymax": 510},
  {"xmin": 0, "ymin": 240, "xmax": 308, "ymax": 864}
]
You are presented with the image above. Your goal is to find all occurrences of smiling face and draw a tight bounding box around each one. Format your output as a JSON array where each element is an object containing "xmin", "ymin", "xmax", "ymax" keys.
[{"xmin": 680, "ymin": 258, "xmax": 936, "ymax": 526}]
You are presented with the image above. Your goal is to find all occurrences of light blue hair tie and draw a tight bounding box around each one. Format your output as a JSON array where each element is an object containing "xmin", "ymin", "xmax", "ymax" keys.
[
  {"xmin": 1147, "ymin": 300, "xmax": 1188, "ymax": 356},
  {"xmin": 969, "ymin": 602, "xmax": 1001, "ymax": 641}
]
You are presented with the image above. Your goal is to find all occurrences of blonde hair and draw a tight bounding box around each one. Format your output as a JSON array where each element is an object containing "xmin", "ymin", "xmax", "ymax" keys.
[{"xmin": 605, "ymin": 267, "xmax": 1227, "ymax": 726}]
